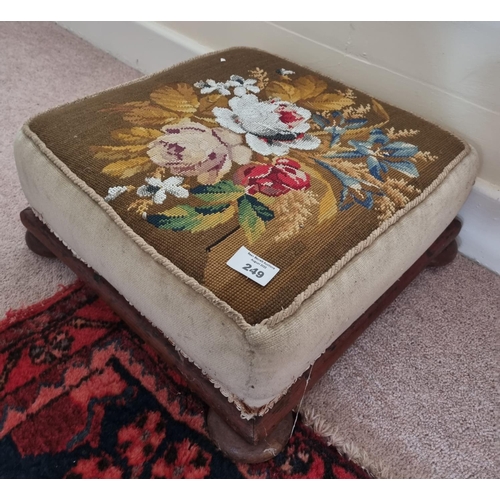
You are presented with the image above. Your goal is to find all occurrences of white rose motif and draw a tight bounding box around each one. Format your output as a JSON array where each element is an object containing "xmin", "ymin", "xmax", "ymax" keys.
[{"xmin": 212, "ymin": 94, "xmax": 321, "ymax": 156}]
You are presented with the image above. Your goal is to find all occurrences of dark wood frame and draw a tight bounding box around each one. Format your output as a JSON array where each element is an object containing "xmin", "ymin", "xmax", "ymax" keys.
[{"xmin": 20, "ymin": 207, "xmax": 460, "ymax": 461}]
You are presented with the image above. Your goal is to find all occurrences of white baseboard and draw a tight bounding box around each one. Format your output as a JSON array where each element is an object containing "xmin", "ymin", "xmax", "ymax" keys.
[
  {"xmin": 457, "ymin": 179, "xmax": 500, "ymax": 274},
  {"xmin": 57, "ymin": 21, "xmax": 500, "ymax": 275},
  {"xmin": 57, "ymin": 21, "xmax": 207, "ymax": 74}
]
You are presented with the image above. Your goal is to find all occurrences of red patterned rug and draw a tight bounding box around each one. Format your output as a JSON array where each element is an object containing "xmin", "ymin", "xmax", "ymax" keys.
[{"xmin": 0, "ymin": 283, "xmax": 369, "ymax": 479}]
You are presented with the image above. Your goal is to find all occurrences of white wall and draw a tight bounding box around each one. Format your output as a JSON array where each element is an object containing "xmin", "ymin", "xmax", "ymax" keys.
[
  {"xmin": 160, "ymin": 21, "xmax": 500, "ymax": 187},
  {"xmin": 57, "ymin": 21, "xmax": 500, "ymax": 274}
]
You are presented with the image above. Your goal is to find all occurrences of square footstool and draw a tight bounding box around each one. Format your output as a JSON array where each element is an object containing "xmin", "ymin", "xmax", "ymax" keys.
[{"xmin": 15, "ymin": 48, "xmax": 478, "ymax": 463}]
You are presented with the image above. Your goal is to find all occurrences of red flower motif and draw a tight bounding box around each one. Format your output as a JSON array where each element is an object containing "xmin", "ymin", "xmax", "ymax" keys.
[
  {"xmin": 234, "ymin": 158, "xmax": 311, "ymax": 197},
  {"xmin": 276, "ymin": 104, "xmax": 303, "ymax": 127}
]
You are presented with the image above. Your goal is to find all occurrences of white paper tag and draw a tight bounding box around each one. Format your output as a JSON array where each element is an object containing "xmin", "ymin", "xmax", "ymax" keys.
[{"xmin": 226, "ymin": 246, "xmax": 280, "ymax": 286}]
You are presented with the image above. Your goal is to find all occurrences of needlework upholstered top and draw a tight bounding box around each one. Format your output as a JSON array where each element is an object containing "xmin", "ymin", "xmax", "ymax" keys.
[{"xmin": 27, "ymin": 48, "xmax": 467, "ymax": 326}]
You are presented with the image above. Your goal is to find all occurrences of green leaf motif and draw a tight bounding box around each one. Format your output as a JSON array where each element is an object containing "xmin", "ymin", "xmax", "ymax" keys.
[
  {"xmin": 246, "ymin": 195, "xmax": 274, "ymax": 222},
  {"xmin": 146, "ymin": 194, "xmax": 274, "ymax": 242},
  {"xmin": 191, "ymin": 180, "xmax": 245, "ymax": 203},
  {"xmin": 237, "ymin": 195, "xmax": 274, "ymax": 244},
  {"xmin": 146, "ymin": 206, "xmax": 199, "ymax": 232},
  {"xmin": 146, "ymin": 203, "xmax": 235, "ymax": 233},
  {"xmin": 194, "ymin": 204, "xmax": 231, "ymax": 215}
]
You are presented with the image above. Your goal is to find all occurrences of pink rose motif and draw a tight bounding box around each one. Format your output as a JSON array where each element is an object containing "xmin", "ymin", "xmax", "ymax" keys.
[
  {"xmin": 147, "ymin": 123, "xmax": 251, "ymax": 185},
  {"xmin": 213, "ymin": 94, "xmax": 321, "ymax": 156},
  {"xmin": 234, "ymin": 158, "xmax": 311, "ymax": 197}
]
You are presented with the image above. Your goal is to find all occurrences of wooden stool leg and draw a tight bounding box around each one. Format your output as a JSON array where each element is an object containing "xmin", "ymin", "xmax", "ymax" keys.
[
  {"xmin": 25, "ymin": 230, "xmax": 56, "ymax": 258},
  {"xmin": 428, "ymin": 239, "xmax": 458, "ymax": 268},
  {"xmin": 207, "ymin": 409, "xmax": 294, "ymax": 464}
]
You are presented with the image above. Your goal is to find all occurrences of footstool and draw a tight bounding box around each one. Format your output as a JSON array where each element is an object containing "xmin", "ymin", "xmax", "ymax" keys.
[{"xmin": 15, "ymin": 48, "xmax": 478, "ymax": 463}]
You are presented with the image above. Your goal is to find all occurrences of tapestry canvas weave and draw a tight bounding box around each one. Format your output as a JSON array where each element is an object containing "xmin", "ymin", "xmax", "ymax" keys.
[{"xmin": 28, "ymin": 48, "xmax": 466, "ymax": 324}]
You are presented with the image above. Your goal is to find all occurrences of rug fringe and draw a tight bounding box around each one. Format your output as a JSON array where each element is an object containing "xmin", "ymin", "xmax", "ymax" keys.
[
  {"xmin": 300, "ymin": 407, "xmax": 396, "ymax": 479},
  {"xmin": 0, "ymin": 280, "xmax": 82, "ymax": 333}
]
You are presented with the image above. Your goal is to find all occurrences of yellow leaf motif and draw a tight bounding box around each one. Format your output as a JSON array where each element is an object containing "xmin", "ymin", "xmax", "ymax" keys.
[
  {"xmin": 160, "ymin": 206, "xmax": 193, "ymax": 217},
  {"xmin": 302, "ymin": 93, "xmax": 354, "ymax": 111},
  {"xmin": 90, "ymin": 144, "xmax": 148, "ymax": 161},
  {"xmin": 265, "ymin": 80, "xmax": 302, "ymax": 102},
  {"xmin": 317, "ymin": 185, "xmax": 338, "ymax": 223},
  {"xmin": 197, "ymin": 94, "xmax": 229, "ymax": 114},
  {"xmin": 127, "ymin": 106, "xmax": 179, "ymax": 127},
  {"xmin": 102, "ymin": 157, "xmax": 153, "ymax": 178},
  {"xmin": 294, "ymin": 75, "xmax": 328, "ymax": 100},
  {"xmin": 157, "ymin": 205, "xmax": 236, "ymax": 232},
  {"xmin": 150, "ymin": 83, "xmax": 199, "ymax": 115},
  {"xmin": 104, "ymin": 101, "xmax": 178, "ymax": 127},
  {"xmin": 102, "ymin": 100, "xmax": 149, "ymax": 113},
  {"xmin": 110, "ymin": 127, "xmax": 162, "ymax": 144},
  {"xmin": 192, "ymin": 205, "xmax": 236, "ymax": 233},
  {"xmin": 266, "ymin": 74, "xmax": 346, "ymax": 110},
  {"xmin": 300, "ymin": 164, "xmax": 338, "ymax": 223},
  {"xmin": 372, "ymin": 99, "xmax": 390, "ymax": 122},
  {"xmin": 243, "ymin": 217, "xmax": 266, "ymax": 245}
]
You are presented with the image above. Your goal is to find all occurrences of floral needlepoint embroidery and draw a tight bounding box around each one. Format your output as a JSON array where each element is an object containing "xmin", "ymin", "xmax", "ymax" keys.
[
  {"xmin": 276, "ymin": 68, "xmax": 295, "ymax": 76},
  {"xmin": 225, "ymin": 75, "xmax": 261, "ymax": 97},
  {"xmin": 194, "ymin": 79, "xmax": 232, "ymax": 96},
  {"xmin": 213, "ymin": 94, "xmax": 321, "ymax": 156},
  {"xmin": 194, "ymin": 74, "xmax": 260, "ymax": 98},
  {"xmin": 105, "ymin": 186, "xmax": 129, "ymax": 202},
  {"xmin": 92, "ymin": 63, "xmax": 438, "ymax": 243},
  {"xmin": 324, "ymin": 128, "xmax": 419, "ymax": 180},
  {"xmin": 147, "ymin": 123, "xmax": 251, "ymax": 185},
  {"xmin": 137, "ymin": 176, "xmax": 189, "ymax": 204},
  {"xmin": 234, "ymin": 158, "xmax": 310, "ymax": 197}
]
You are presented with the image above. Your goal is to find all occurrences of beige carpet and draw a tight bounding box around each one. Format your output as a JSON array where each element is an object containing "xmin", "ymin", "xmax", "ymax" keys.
[
  {"xmin": 1, "ymin": 22, "xmax": 498, "ymax": 479},
  {"xmin": 0, "ymin": 22, "xmax": 140, "ymax": 317},
  {"xmin": 301, "ymin": 256, "xmax": 499, "ymax": 478}
]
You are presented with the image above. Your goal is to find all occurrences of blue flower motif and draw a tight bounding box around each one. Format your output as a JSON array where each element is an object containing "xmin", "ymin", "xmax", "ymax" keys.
[
  {"xmin": 313, "ymin": 111, "xmax": 368, "ymax": 147},
  {"xmin": 315, "ymin": 159, "xmax": 382, "ymax": 211},
  {"xmin": 324, "ymin": 128, "xmax": 419, "ymax": 181}
]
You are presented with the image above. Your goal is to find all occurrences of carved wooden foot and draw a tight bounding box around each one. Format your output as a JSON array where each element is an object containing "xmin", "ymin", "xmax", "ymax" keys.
[
  {"xmin": 428, "ymin": 239, "xmax": 458, "ymax": 268},
  {"xmin": 207, "ymin": 409, "xmax": 294, "ymax": 464},
  {"xmin": 25, "ymin": 230, "xmax": 56, "ymax": 258}
]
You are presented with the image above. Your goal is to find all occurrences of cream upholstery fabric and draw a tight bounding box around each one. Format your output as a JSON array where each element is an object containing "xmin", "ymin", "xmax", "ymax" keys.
[{"xmin": 14, "ymin": 129, "xmax": 479, "ymax": 417}]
